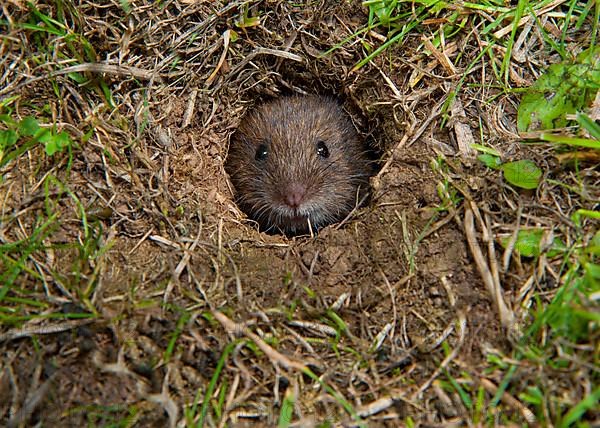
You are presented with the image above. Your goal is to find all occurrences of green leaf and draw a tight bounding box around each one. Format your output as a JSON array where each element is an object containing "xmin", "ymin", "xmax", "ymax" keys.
[
  {"xmin": 500, "ymin": 229, "xmax": 544, "ymax": 258},
  {"xmin": 371, "ymin": 0, "xmax": 399, "ymax": 26},
  {"xmin": 120, "ymin": 0, "xmax": 132, "ymax": 13},
  {"xmin": 235, "ymin": 4, "xmax": 261, "ymax": 29},
  {"xmin": 517, "ymin": 46, "xmax": 600, "ymax": 131},
  {"xmin": 0, "ymin": 114, "xmax": 17, "ymax": 127},
  {"xmin": 499, "ymin": 230, "xmax": 568, "ymax": 258},
  {"xmin": 54, "ymin": 131, "xmax": 72, "ymax": 150},
  {"xmin": 547, "ymin": 237, "xmax": 567, "ymax": 258},
  {"xmin": 18, "ymin": 116, "xmax": 40, "ymax": 137},
  {"xmin": 45, "ymin": 139, "xmax": 59, "ymax": 156},
  {"xmin": 585, "ymin": 262, "xmax": 600, "ymax": 280},
  {"xmin": 443, "ymin": 373, "xmax": 472, "ymax": 409},
  {"xmin": 572, "ymin": 209, "xmax": 600, "ymax": 227},
  {"xmin": 501, "ymin": 160, "xmax": 542, "ymax": 189},
  {"xmin": 477, "ymin": 153, "xmax": 502, "ymax": 169},
  {"xmin": 44, "ymin": 131, "xmax": 72, "ymax": 156},
  {"xmin": 576, "ymin": 112, "xmax": 600, "ymax": 140},
  {"xmin": 36, "ymin": 129, "xmax": 52, "ymax": 143},
  {"xmin": 0, "ymin": 129, "xmax": 18, "ymax": 149}
]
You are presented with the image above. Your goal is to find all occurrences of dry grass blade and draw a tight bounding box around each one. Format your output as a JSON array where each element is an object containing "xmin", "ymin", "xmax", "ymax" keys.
[
  {"xmin": 412, "ymin": 311, "xmax": 467, "ymax": 400},
  {"xmin": 0, "ymin": 320, "xmax": 95, "ymax": 343},
  {"xmin": 492, "ymin": 0, "xmax": 568, "ymax": 38},
  {"xmin": 7, "ymin": 370, "xmax": 58, "ymax": 428},
  {"xmin": 480, "ymin": 377, "xmax": 537, "ymax": 424},
  {"xmin": 450, "ymin": 97, "xmax": 476, "ymax": 158},
  {"xmin": 206, "ymin": 29, "xmax": 232, "ymax": 87},
  {"xmin": 227, "ymin": 47, "xmax": 304, "ymax": 81},
  {"xmin": 421, "ymin": 36, "xmax": 457, "ymax": 75},
  {"xmin": 0, "ymin": 63, "xmax": 161, "ymax": 97},
  {"xmin": 213, "ymin": 310, "xmax": 308, "ymax": 372},
  {"xmin": 147, "ymin": 366, "xmax": 178, "ymax": 428},
  {"xmin": 464, "ymin": 204, "xmax": 516, "ymax": 332}
]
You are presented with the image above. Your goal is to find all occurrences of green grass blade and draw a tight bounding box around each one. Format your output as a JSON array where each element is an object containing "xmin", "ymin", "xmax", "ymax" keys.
[
  {"xmin": 196, "ymin": 342, "xmax": 235, "ymax": 427},
  {"xmin": 559, "ymin": 386, "xmax": 600, "ymax": 428}
]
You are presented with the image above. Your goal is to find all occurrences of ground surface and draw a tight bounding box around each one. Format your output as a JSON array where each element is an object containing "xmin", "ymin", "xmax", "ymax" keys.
[{"xmin": 0, "ymin": 1, "xmax": 598, "ymax": 427}]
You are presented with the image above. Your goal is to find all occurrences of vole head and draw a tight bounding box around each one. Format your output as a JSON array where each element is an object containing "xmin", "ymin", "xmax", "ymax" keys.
[{"xmin": 226, "ymin": 96, "xmax": 370, "ymax": 235}]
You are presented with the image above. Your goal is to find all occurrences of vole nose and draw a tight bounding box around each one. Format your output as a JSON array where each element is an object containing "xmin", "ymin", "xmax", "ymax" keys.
[{"xmin": 284, "ymin": 183, "xmax": 307, "ymax": 208}]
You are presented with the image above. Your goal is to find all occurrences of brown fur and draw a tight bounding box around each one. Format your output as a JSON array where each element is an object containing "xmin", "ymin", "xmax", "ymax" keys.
[{"xmin": 225, "ymin": 96, "xmax": 370, "ymax": 235}]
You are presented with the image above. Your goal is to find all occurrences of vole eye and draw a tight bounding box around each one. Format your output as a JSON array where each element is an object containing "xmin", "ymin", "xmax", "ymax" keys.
[
  {"xmin": 255, "ymin": 143, "xmax": 269, "ymax": 161},
  {"xmin": 316, "ymin": 140, "xmax": 330, "ymax": 158}
]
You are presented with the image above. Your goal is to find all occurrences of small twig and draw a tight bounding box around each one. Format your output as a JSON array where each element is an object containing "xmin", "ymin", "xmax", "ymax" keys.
[
  {"xmin": 419, "ymin": 209, "xmax": 458, "ymax": 240},
  {"xmin": 219, "ymin": 373, "xmax": 240, "ymax": 428}
]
